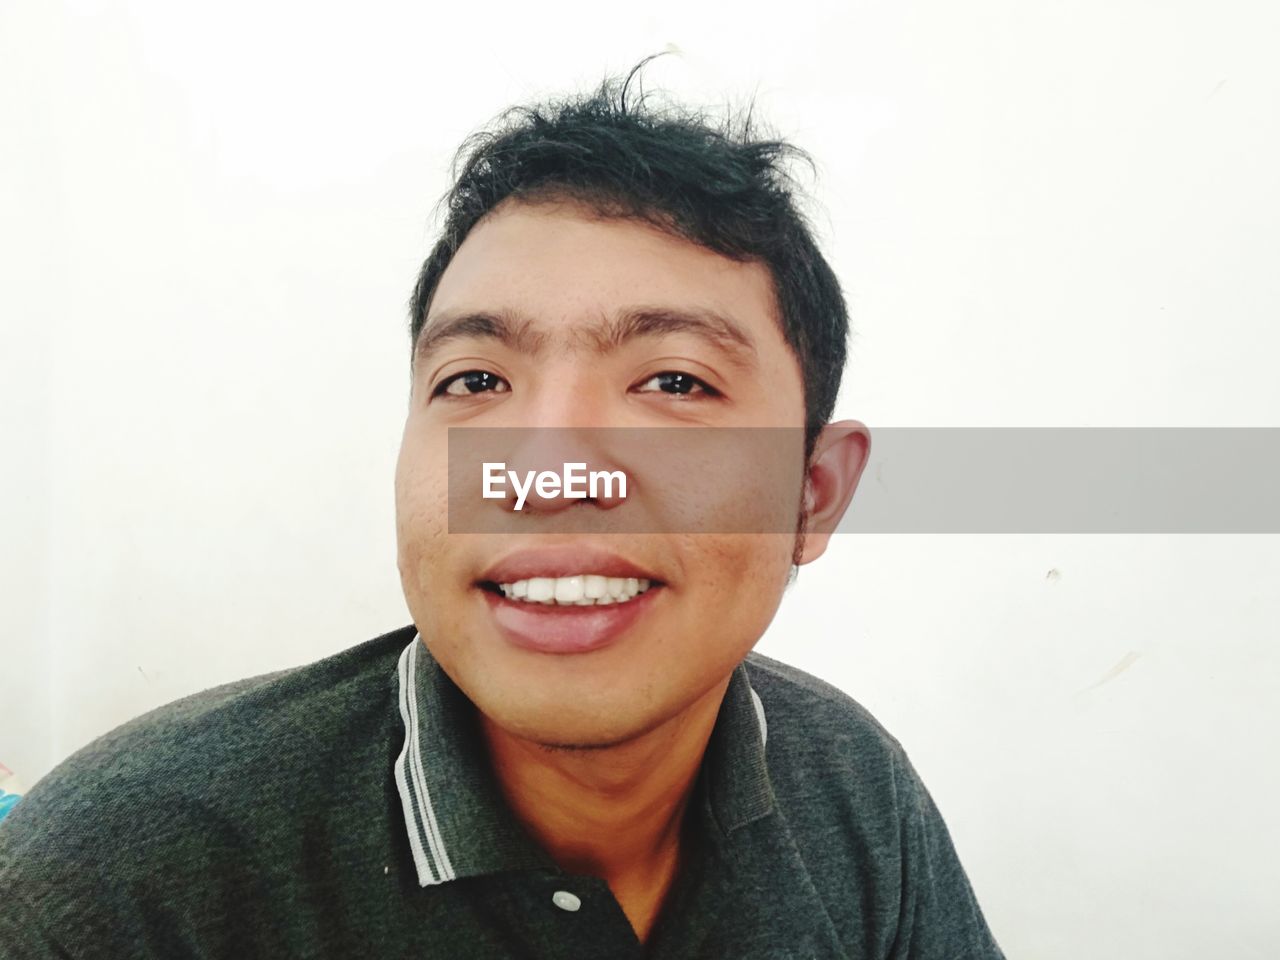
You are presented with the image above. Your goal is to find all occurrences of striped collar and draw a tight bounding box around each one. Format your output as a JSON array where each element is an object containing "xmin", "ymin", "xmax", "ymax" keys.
[{"xmin": 393, "ymin": 633, "xmax": 774, "ymax": 888}]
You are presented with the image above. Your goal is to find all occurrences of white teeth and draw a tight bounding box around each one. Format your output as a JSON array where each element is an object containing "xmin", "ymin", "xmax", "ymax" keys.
[
  {"xmin": 526, "ymin": 578, "xmax": 554, "ymax": 603},
  {"xmin": 554, "ymin": 576, "xmax": 585, "ymax": 604},
  {"xmin": 494, "ymin": 574, "xmax": 655, "ymax": 606}
]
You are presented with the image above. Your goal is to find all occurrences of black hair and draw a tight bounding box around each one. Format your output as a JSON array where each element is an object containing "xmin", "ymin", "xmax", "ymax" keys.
[{"xmin": 409, "ymin": 56, "xmax": 849, "ymax": 457}]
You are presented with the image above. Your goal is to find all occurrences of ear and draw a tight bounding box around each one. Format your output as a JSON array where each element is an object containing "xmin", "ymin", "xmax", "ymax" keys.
[{"xmin": 795, "ymin": 420, "xmax": 871, "ymax": 565}]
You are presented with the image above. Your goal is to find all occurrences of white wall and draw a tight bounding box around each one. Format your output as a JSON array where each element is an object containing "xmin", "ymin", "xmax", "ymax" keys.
[{"xmin": 3, "ymin": 1, "xmax": 1278, "ymax": 956}]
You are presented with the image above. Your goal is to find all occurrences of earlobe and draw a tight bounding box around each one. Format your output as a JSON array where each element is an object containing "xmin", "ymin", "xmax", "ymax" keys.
[{"xmin": 796, "ymin": 420, "xmax": 871, "ymax": 566}]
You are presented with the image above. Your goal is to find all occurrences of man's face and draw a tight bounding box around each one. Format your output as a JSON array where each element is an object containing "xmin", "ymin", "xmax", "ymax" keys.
[{"xmin": 395, "ymin": 199, "xmax": 809, "ymax": 748}]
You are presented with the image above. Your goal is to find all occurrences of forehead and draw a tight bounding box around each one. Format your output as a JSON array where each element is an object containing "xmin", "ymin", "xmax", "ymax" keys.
[{"xmin": 427, "ymin": 200, "xmax": 784, "ymax": 344}]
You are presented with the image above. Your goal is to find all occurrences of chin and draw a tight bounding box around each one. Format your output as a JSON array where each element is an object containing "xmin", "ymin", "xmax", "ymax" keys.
[
  {"xmin": 517, "ymin": 710, "xmax": 645, "ymax": 750},
  {"xmin": 529, "ymin": 732, "xmax": 644, "ymax": 753},
  {"xmin": 481, "ymin": 692, "xmax": 657, "ymax": 750}
]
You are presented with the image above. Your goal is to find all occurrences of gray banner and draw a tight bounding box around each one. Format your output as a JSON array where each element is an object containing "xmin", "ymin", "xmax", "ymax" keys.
[
  {"xmin": 446, "ymin": 428, "xmax": 1280, "ymax": 533},
  {"xmin": 845, "ymin": 428, "xmax": 1279, "ymax": 533}
]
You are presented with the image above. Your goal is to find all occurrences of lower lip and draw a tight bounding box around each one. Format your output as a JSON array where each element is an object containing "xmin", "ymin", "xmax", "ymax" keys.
[{"xmin": 480, "ymin": 586, "xmax": 662, "ymax": 654}]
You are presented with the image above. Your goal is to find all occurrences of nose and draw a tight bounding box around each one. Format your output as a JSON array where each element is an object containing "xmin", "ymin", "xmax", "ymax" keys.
[
  {"xmin": 497, "ymin": 427, "xmax": 628, "ymax": 514},
  {"xmin": 513, "ymin": 365, "xmax": 616, "ymax": 431},
  {"xmin": 489, "ymin": 364, "xmax": 626, "ymax": 513}
]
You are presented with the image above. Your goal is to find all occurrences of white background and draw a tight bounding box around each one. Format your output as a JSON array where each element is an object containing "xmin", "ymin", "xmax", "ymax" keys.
[{"xmin": 3, "ymin": 1, "xmax": 1279, "ymax": 956}]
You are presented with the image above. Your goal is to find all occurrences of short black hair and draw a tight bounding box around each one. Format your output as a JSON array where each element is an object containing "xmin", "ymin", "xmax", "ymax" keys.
[{"xmin": 409, "ymin": 56, "xmax": 849, "ymax": 456}]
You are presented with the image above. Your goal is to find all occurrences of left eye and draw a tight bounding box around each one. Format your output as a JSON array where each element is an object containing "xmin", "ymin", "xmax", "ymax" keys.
[
  {"xmin": 434, "ymin": 370, "xmax": 510, "ymax": 397},
  {"xmin": 633, "ymin": 372, "xmax": 721, "ymax": 397}
]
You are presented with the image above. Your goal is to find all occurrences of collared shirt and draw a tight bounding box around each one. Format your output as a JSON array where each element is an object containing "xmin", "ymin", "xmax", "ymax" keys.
[{"xmin": 0, "ymin": 624, "xmax": 1006, "ymax": 959}]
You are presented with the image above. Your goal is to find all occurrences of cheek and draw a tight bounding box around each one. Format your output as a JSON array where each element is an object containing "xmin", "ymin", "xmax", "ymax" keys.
[
  {"xmin": 680, "ymin": 534, "xmax": 795, "ymax": 638},
  {"xmin": 631, "ymin": 432, "xmax": 806, "ymax": 538},
  {"xmin": 394, "ymin": 430, "xmax": 451, "ymax": 588}
]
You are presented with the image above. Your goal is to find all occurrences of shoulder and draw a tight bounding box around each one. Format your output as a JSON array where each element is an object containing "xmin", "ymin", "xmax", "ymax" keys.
[
  {"xmin": 739, "ymin": 657, "xmax": 1007, "ymax": 956},
  {"xmin": 742, "ymin": 650, "xmax": 907, "ymax": 758},
  {"xmin": 0, "ymin": 625, "xmax": 417, "ymax": 916},
  {"xmin": 17, "ymin": 623, "xmax": 413, "ymax": 811},
  {"xmin": 741, "ymin": 650, "xmax": 914, "ymax": 821}
]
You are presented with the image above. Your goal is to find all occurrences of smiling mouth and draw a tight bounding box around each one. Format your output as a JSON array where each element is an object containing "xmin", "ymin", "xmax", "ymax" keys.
[{"xmin": 479, "ymin": 575, "xmax": 659, "ymax": 606}]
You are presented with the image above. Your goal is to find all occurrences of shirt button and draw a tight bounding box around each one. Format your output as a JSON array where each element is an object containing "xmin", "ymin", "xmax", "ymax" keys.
[{"xmin": 551, "ymin": 890, "xmax": 582, "ymax": 912}]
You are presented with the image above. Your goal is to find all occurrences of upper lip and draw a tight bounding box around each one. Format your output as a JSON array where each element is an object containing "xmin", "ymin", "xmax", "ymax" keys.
[{"xmin": 478, "ymin": 544, "xmax": 664, "ymax": 585}]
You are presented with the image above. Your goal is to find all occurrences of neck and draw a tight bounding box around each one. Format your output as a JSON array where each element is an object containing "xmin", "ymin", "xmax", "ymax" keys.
[{"xmin": 478, "ymin": 675, "xmax": 731, "ymax": 941}]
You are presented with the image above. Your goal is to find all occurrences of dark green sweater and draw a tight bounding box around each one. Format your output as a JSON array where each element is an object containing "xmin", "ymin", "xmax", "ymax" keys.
[{"xmin": 0, "ymin": 624, "xmax": 1005, "ymax": 958}]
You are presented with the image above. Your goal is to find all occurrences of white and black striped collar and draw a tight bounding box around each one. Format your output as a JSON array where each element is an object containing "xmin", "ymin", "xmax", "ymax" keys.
[{"xmin": 393, "ymin": 633, "xmax": 773, "ymax": 889}]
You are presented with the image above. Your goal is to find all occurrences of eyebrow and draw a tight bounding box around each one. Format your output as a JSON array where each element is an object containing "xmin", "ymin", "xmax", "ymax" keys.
[
  {"xmin": 413, "ymin": 310, "xmax": 548, "ymax": 369},
  {"xmin": 413, "ymin": 305, "xmax": 759, "ymax": 371}
]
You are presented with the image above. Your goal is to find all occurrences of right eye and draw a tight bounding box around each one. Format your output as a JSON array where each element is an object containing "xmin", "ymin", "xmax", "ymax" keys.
[{"xmin": 433, "ymin": 370, "xmax": 511, "ymax": 398}]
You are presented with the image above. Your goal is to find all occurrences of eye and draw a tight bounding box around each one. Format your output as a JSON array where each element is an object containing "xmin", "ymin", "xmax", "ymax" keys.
[
  {"xmin": 434, "ymin": 370, "xmax": 511, "ymax": 398},
  {"xmin": 633, "ymin": 371, "xmax": 722, "ymax": 398}
]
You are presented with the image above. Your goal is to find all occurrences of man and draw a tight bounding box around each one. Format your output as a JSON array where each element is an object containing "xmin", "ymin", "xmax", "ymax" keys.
[{"xmin": 0, "ymin": 63, "xmax": 1006, "ymax": 958}]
